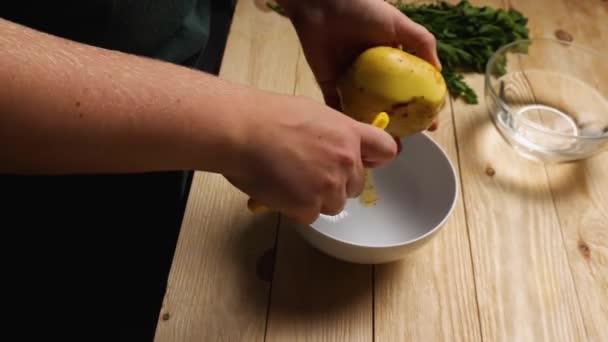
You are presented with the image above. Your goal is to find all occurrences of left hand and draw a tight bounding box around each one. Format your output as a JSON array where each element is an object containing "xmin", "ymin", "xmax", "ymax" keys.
[{"xmin": 277, "ymin": 0, "xmax": 441, "ymax": 149}]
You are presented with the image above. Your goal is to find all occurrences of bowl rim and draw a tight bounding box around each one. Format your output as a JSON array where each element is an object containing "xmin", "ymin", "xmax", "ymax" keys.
[
  {"xmin": 484, "ymin": 37, "xmax": 608, "ymax": 141},
  {"xmin": 309, "ymin": 132, "xmax": 459, "ymax": 249}
]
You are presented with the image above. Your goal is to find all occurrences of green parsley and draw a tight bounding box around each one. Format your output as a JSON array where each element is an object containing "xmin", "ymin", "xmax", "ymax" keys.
[
  {"xmin": 266, "ymin": 1, "xmax": 529, "ymax": 104},
  {"xmin": 397, "ymin": 1, "xmax": 529, "ymax": 103}
]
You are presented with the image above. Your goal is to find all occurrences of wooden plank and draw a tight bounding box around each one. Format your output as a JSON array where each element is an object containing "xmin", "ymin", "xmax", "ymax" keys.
[
  {"xmin": 547, "ymin": 154, "xmax": 608, "ymax": 342},
  {"xmin": 454, "ymin": 71, "xmax": 587, "ymax": 342},
  {"xmin": 154, "ymin": 0, "xmax": 300, "ymax": 340},
  {"xmin": 265, "ymin": 49, "xmax": 373, "ymax": 342},
  {"xmin": 508, "ymin": 0, "xmax": 608, "ymax": 340},
  {"xmin": 374, "ymin": 2, "xmax": 483, "ymax": 335},
  {"xmin": 454, "ymin": 74, "xmax": 586, "ymax": 342},
  {"xmin": 449, "ymin": 0, "xmax": 588, "ymax": 340},
  {"xmin": 374, "ymin": 98, "xmax": 482, "ymax": 341}
]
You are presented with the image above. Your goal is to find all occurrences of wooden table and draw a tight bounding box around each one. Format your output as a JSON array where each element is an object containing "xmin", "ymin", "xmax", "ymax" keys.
[{"xmin": 154, "ymin": 1, "xmax": 607, "ymax": 340}]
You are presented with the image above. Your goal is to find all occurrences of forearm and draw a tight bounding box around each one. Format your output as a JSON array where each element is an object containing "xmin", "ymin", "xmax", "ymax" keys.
[{"xmin": 0, "ymin": 18, "xmax": 247, "ymax": 174}]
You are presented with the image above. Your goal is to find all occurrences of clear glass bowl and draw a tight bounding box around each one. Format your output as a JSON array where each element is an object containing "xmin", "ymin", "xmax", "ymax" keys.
[{"xmin": 485, "ymin": 38, "xmax": 608, "ymax": 163}]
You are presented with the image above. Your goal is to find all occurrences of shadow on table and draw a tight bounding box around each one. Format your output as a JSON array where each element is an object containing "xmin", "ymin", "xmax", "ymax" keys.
[
  {"xmin": 457, "ymin": 108, "xmax": 586, "ymax": 200},
  {"xmin": 227, "ymin": 211, "xmax": 280, "ymax": 317},
  {"xmin": 232, "ymin": 217, "xmax": 373, "ymax": 326}
]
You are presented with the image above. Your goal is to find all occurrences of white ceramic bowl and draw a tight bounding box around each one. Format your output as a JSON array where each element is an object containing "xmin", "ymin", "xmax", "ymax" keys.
[
  {"xmin": 296, "ymin": 133, "xmax": 458, "ymax": 264},
  {"xmin": 485, "ymin": 38, "xmax": 608, "ymax": 163}
]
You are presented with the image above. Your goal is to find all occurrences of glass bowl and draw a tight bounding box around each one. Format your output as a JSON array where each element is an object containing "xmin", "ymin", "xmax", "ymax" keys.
[{"xmin": 485, "ymin": 38, "xmax": 608, "ymax": 163}]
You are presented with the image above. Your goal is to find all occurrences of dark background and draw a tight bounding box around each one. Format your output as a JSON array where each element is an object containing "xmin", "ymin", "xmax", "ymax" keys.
[{"xmin": 1, "ymin": 1, "xmax": 236, "ymax": 341}]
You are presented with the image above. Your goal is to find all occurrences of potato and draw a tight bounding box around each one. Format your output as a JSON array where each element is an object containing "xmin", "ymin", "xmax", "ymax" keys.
[{"xmin": 337, "ymin": 46, "xmax": 447, "ymax": 137}]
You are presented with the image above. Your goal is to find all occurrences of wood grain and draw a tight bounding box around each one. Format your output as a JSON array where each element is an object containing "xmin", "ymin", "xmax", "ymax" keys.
[
  {"xmin": 154, "ymin": 0, "xmax": 608, "ymax": 340},
  {"xmin": 372, "ymin": 17, "xmax": 482, "ymax": 336},
  {"xmin": 154, "ymin": 0, "xmax": 299, "ymax": 340},
  {"xmin": 509, "ymin": 0, "xmax": 608, "ymax": 340},
  {"xmin": 449, "ymin": 0, "xmax": 588, "ymax": 340},
  {"xmin": 547, "ymin": 158, "xmax": 608, "ymax": 342},
  {"xmin": 265, "ymin": 49, "xmax": 374, "ymax": 342},
  {"xmin": 154, "ymin": 174, "xmax": 278, "ymax": 342},
  {"xmin": 454, "ymin": 73, "xmax": 587, "ymax": 342},
  {"xmin": 373, "ymin": 103, "xmax": 482, "ymax": 341}
]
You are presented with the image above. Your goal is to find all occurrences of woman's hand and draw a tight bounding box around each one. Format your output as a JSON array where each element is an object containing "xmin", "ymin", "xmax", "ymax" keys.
[
  {"xmin": 278, "ymin": 0, "xmax": 442, "ymax": 140},
  {"xmin": 225, "ymin": 91, "xmax": 397, "ymax": 224}
]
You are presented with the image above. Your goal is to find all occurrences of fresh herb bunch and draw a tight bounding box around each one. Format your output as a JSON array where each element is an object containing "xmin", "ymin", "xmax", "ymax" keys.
[
  {"xmin": 266, "ymin": 1, "xmax": 529, "ymax": 104},
  {"xmin": 397, "ymin": 1, "xmax": 529, "ymax": 103}
]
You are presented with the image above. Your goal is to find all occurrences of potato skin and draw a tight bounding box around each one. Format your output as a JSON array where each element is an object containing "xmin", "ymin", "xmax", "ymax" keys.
[{"xmin": 337, "ymin": 46, "xmax": 447, "ymax": 137}]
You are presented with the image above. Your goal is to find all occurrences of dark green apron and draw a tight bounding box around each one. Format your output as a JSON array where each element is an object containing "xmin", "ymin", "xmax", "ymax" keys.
[{"xmin": 1, "ymin": 0, "xmax": 212, "ymax": 64}]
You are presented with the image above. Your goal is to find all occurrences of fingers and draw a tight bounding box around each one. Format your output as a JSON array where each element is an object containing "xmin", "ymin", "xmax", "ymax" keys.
[
  {"xmin": 282, "ymin": 160, "xmax": 363, "ymax": 222},
  {"xmin": 320, "ymin": 186, "xmax": 347, "ymax": 216},
  {"xmin": 283, "ymin": 186, "xmax": 348, "ymax": 224},
  {"xmin": 283, "ymin": 191, "xmax": 348, "ymax": 224},
  {"xmin": 322, "ymin": 155, "xmax": 363, "ymax": 214},
  {"xmin": 394, "ymin": 14, "xmax": 441, "ymax": 70},
  {"xmin": 356, "ymin": 122, "xmax": 398, "ymax": 168},
  {"xmin": 283, "ymin": 205, "xmax": 320, "ymax": 225},
  {"xmin": 346, "ymin": 157, "xmax": 365, "ymax": 198}
]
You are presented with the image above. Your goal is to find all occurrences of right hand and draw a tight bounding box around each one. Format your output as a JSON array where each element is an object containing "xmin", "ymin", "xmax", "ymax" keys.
[{"xmin": 225, "ymin": 92, "xmax": 397, "ymax": 224}]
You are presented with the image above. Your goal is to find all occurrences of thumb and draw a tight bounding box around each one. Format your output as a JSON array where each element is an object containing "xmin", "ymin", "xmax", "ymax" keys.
[
  {"xmin": 395, "ymin": 14, "xmax": 442, "ymax": 70},
  {"xmin": 356, "ymin": 122, "xmax": 398, "ymax": 168}
]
